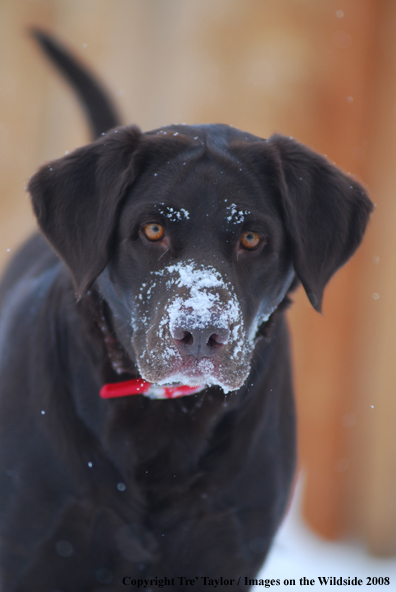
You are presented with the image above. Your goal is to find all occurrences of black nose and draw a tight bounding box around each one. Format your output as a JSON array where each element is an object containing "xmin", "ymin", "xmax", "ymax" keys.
[{"xmin": 172, "ymin": 325, "xmax": 230, "ymax": 358}]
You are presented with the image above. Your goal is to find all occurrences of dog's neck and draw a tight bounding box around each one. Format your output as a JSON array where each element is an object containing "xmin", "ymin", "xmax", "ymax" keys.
[{"xmin": 85, "ymin": 289, "xmax": 137, "ymax": 377}]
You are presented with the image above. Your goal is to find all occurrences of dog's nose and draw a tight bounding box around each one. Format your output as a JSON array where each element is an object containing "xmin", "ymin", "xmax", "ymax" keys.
[{"xmin": 172, "ymin": 325, "xmax": 230, "ymax": 358}]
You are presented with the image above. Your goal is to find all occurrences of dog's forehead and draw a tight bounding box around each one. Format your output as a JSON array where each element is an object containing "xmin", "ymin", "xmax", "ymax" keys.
[{"xmin": 123, "ymin": 124, "xmax": 280, "ymax": 225}]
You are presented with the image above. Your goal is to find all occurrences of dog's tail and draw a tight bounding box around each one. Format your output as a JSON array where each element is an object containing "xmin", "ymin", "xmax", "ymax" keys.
[{"xmin": 31, "ymin": 29, "xmax": 122, "ymax": 139}]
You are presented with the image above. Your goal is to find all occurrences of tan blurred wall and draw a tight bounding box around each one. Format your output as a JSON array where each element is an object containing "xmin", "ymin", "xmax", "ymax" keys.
[{"xmin": 1, "ymin": 0, "xmax": 395, "ymax": 554}]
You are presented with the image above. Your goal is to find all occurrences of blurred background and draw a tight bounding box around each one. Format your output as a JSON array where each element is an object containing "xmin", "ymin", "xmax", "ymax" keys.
[{"xmin": 1, "ymin": 0, "xmax": 395, "ymax": 574}]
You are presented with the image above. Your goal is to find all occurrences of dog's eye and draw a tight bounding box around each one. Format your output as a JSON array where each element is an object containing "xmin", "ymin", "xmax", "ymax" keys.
[
  {"xmin": 142, "ymin": 223, "xmax": 165, "ymax": 241},
  {"xmin": 240, "ymin": 231, "xmax": 262, "ymax": 250}
]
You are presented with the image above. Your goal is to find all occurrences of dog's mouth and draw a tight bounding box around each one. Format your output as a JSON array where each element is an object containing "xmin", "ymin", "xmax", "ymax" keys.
[
  {"xmin": 157, "ymin": 356, "xmax": 231, "ymax": 387},
  {"xmin": 139, "ymin": 352, "xmax": 250, "ymax": 394}
]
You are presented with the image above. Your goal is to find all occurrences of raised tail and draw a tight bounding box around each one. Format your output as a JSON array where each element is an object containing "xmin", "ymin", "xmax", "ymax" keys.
[{"xmin": 31, "ymin": 29, "xmax": 122, "ymax": 139}]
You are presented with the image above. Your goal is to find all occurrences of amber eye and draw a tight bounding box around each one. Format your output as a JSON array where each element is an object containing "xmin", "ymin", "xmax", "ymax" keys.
[
  {"xmin": 142, "ymin": 223, "xmax": 165, "ymax": 241},
  {"xmin": 240, "ymin": 231, "xmax": 262, "ymax": 250}
]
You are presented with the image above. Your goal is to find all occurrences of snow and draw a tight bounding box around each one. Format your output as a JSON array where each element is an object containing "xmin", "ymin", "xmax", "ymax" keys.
[
  {"xmin": 155, "ymin": 205, "xmax": 190, "ymax": 222},
  {"xmin": 225, "ymin": 203, "xmax": 251, "ymax": 224},
  {"xmin": 166, "ymin": 270, "xmax": 238, "ymax": 330},
  {"xmin": 256, "ymin": 478, "xmax": 396, "ymax": 590}
]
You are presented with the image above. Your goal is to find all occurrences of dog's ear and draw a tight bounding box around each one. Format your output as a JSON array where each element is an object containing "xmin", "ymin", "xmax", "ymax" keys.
[
  {"xmin": 268, "ymin": 134, "xmax": 373, "ymax": 312},
  {"xmin": 28, "ymin": 126, "xmax": 142, "ymax": 296}
]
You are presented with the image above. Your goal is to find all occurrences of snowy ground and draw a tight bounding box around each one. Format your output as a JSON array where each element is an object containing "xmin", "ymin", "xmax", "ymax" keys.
[{"xmin": 255, "ymin": 481, "xmax": 396, "ymax": 590}]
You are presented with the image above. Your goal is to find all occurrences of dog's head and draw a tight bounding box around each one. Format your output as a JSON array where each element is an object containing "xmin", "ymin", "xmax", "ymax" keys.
[{"xmin": 28, "ymin": 124, "xmax": 372, "ymax": 392}]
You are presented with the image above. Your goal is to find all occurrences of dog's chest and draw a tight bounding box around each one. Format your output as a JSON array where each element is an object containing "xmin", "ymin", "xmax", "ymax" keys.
[{"xmin": 104, "ymin": 394, "xmax": 237, "ymax": 502}]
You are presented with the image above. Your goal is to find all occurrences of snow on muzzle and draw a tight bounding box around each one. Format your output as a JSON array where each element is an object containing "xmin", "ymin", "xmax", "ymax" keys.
[{"xmin": 132, "ymin": 261, "xmax": 253, "ymax": 393}]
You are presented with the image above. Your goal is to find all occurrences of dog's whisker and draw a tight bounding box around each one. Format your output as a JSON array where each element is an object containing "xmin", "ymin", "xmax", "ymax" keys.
[{"xmin": 158, "ymin": 248, "xmax": 169, "ymax": 261}]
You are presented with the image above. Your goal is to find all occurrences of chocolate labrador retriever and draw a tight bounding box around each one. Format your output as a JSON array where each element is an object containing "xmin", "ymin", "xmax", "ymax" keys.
[{"xmin": 0, "ymin": 33, "xmax": 373, "ymax": 591}]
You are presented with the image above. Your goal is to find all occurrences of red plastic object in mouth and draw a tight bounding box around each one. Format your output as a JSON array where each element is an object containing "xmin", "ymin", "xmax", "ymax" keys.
[{"xmin": 100, "ymin": 378, "xmax": 206, "ymax": 400}]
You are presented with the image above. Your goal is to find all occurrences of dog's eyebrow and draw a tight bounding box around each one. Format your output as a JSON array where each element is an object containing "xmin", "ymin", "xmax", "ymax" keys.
[
  {"xmin": 225, "ymin": 203, "xmax": 251, "ymax": 224},
  {"xmin": 124, "ymin": 202, "xmax": 191, "ymax": 226},
  {"xmin": 222, "ymin": 205, "xmax": 272, "ymax": 229},
  {"xmin": 154, "ymin": 204, "xmax": 190, "ymax": 222}
]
